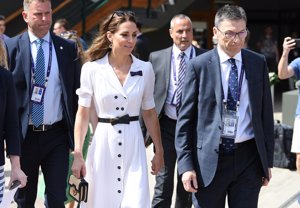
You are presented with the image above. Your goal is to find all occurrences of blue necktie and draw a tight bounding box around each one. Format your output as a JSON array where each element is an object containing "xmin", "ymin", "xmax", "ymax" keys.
[
  {"xmin": 32, "ymin": 39, "xmax": 45, "ymax": 127},
  {"xmin": 227, "ymin": 58, "xmax": 238, "ymax": 111},
  {"xmin": 176, "ymin": 52, "xmax": 186, "ymax": 114},
  {"xmin": 221, "ymin": 58, "xmax": 239, "ymax": 152}
]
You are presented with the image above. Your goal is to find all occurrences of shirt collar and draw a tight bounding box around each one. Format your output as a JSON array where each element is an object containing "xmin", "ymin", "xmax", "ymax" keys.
[
  {"xmin": 28, "ymin": 31, "xmax": 50, "ymax": 44},
  {"xmin": 217, "ymin": 45, "xmax": 242, "ymax": 64},
  {"xmin": 172, "ymin": 44, "xmax": 193, "ymax": 59}
]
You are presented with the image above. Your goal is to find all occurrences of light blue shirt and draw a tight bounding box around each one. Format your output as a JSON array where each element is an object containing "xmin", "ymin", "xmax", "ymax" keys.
[{"xmin": 28, "ymin": 31, "xmax": 63, "ymax": 124}]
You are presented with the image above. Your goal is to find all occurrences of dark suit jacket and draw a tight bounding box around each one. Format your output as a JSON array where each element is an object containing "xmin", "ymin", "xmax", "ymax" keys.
[
  {"xmin": 134, "ymin": 33, "xmax": 151, "ymax": 62},
  {"xmin": 0, "ymin": 67, "xmax": 21, "ymax": 165},
  {"xmin": 5, "ymin": 32, "xmax": 81, "ymax": 150},
  {"xmin": 175, "ymin": 48, "xmax": 274, "ymax": 187},
  {"xmin": 149, "ymin": 46, "xmax": 206, "ymax": 117}
]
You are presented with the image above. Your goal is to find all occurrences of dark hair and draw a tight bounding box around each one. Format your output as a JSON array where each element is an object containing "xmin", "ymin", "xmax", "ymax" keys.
[
  {"xmin": 0, "ymin": 15, "xmax": 5, "ymax": 21},
  {"xmin": 54, "ymin": 18, "xmax": 71, "ymax": 31},
  {"xmin": 214, "ymin": 4, "xmax": 247, "ymax": 27},
  {"xmin": 85, "ymin": 10, "xmax": 137, "ymax": 62}
]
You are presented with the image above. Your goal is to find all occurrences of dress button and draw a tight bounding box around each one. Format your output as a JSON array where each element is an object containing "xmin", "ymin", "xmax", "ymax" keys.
[
  {"xmin": 114, "ymin": 96, "xmax": 118, "ymax": 99},
  {"xmin": 117, "ymin": 166, "xmax": 121, "ymax": 169},
  {"xmin": 116, "ymin": 107, "xmax": 119, "ymax": 110},
  {"xmin": 118, "ymin": 154, "xmax": 121, "ymax": 157},
  {"xmin": 117, "ymin": 178, "xmax": 121, "ymax": 181},
  {"xmin": 118, "ymin": 142, "xmax": 122, "ymax": 146},
  {"xmin": 118, "ymin": 130, "xmax": 122, "ymax": 134},
  {"xmin": 118, "ymin": 190, "xmax": 121, "ymax": 193},
  {"xmin": 121, "ymin": 107, "xmax": 124, "ymax": 111}
]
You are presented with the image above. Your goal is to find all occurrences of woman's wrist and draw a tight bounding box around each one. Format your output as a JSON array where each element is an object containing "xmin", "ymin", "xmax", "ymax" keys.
[{"xmin": 72, "ymin": 150, "xmax": 83, "ymax": 158}]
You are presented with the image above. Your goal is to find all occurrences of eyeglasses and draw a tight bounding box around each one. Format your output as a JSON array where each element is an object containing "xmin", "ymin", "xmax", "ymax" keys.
[
  {"xmin": 217, "ymin": 28, "xmax": 248, "ymax": 40},
  {"xmin": 107, "ymin": 10, "xmax": 135, "ymax": 26}
]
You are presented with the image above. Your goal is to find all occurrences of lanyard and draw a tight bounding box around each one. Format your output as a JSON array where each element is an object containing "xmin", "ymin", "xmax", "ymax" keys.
[
  {"xmin": 30, "ymin": 39, "xmax": 53, "ymax": 87},
  {"xmin": 172, "ymin": 48, "xmax": 193, "ymax": 83},
  {"xmin": 221, "ymin": 62, "xmax": 245, "ymax": 111}
]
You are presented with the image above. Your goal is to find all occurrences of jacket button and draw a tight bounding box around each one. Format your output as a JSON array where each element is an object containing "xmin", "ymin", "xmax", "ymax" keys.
[
  {"xmin": 116, "ymin": 107, "xmax": 119, "ymax": 110},
  {"xmin": 118, "ymin": 142, "xmax": 122, "ymax": 146},
  {"xmin": 118, "ymin": 154, "xmax": 121, "ymax": 157},
  {"xmin": 118, "ymin": 190, "xmax": 121, "ymax": 193},
  {"xmin": 117, "ymin": 166, "xmax": 121, "ymax": 169},
  {"xmin": 117, "ymin": 178, "xmax": 121, "ymax": 181},
  {"xmin": 121, "ymin": 107, "xmax": 124, "ymax": 111},
  {"xmin": 118, "ymin": 130, "xmax": 122, "ymax": 134},
  {"xmin": 218, "ymin": 126, "xmax": 222, "ymax": 130},
  {"xmin": 114, "ymin": 96, "xmax": 118, "ymax": 99}
]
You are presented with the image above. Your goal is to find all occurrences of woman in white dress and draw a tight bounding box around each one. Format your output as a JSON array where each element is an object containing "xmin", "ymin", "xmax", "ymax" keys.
[{"xmin": 71, "ymin": 11, "xmax": 164, "ymax": 207}]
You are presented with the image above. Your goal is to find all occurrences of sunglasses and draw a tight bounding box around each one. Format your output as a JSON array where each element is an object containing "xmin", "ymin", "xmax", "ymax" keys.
[{"xmin": 107, "ymin": 10, "xmax": 135, "ymax": 26}]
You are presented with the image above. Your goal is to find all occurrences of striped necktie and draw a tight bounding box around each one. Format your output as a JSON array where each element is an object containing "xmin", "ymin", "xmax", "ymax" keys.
[
  {"xmin": 32, "ymin": 39, "xmax": 45, "ymax": 127},
  {"xmin": 176, "ymin": 51, "xmax": 186, "ymax": 114}
]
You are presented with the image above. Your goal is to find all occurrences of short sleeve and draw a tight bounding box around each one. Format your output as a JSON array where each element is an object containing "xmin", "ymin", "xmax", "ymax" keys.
[
  {"xmin": 289, "ymin": 58, "xmax": 300, "ymax": 80},
  {"xmin": 142, "ymin": 62, "xmax": 155, "ymax": 110},
  {"xmin": 76, "ymin": 62, "xmax": 93, "ymax": 107}
]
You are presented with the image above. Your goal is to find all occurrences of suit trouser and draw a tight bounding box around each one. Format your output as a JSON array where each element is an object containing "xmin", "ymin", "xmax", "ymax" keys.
[
  {"xmin": 152, "ymin": 115, "xmax": 192, "ymax": 208},
  {"xmin": 15, "ymin": 123, "xmax": 69, "ymax": 208},
  {"xmin": 192, "ymin": 139, "xmax": 264, "ymax": 208}
]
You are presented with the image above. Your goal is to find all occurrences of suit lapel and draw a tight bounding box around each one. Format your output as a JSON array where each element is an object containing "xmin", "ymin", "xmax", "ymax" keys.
[
  {"xmin": 20, "ymin": 32, "xmax": 31, "ymax": 90},
  {"xmin": 210, "ymin": 49, "xmax": 223, "ymax": 117},
  {"xmin": 242, "ymin": 50, "xmax": 255, "ymax": 110},
  {"xmin": 164, "ymin": 47, "xmax": 172, "ymax": 91},
  {"xmin": 51, "ymin": 34, "xmax": 65, "ymax": 78}
]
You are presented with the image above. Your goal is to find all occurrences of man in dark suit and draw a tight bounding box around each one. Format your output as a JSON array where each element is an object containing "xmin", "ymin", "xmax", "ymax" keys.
[
  {"xmin": 5, "ymin": 0, "xmax": 80, "ymax": 207},
  {"xmin": 149, "ymin": 14, "xmax": 206, "ymax": 208},
  {"xmin": 175, "ymin": 5, "xmax": 274, "ymax": 208}
]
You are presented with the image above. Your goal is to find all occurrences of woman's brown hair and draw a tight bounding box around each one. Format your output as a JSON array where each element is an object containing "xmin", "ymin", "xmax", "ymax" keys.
[{"xmin": 84, "ymin": 10, "xmax": 137, "ymax": 62}]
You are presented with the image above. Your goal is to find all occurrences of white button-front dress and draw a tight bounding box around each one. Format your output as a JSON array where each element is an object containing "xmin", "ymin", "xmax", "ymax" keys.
[{"xmin": 76, "ymin": 54, "xmax": 155, "ymax": 208}]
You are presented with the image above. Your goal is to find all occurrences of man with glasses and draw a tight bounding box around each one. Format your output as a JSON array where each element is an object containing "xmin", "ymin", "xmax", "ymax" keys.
[
  {"xmin": 146, "ymin": 14, "xmax": 206, "ymax": 208},
  {"xmin": 175, "ymin": 5, "xmax": 274, "ymax": 208}
]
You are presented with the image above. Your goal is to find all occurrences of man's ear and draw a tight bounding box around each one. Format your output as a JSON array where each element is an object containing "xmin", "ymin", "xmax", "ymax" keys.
[{"xmin": 22, "ymin": 11, "xmax": 28, "ymax": 24}]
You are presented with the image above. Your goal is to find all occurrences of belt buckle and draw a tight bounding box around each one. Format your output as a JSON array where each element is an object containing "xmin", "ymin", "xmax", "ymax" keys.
[
  {"xmin": 32, "ymin": 125, "xmax": 46, "ymax": 132},
  {"xmin": 111, "ymin": 117, "xmax": 118, "ymax": 126}
]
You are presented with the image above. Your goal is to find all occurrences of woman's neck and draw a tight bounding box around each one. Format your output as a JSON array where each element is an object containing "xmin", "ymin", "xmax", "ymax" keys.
[{"xmin": 109, "ymin": 51, "xmax": 132, "ymax": 70}]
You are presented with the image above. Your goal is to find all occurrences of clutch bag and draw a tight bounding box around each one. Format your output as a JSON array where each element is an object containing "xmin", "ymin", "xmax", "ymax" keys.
[{"xmin": 68, "ymin": 174, "xmax": 88, "ymax": 203}]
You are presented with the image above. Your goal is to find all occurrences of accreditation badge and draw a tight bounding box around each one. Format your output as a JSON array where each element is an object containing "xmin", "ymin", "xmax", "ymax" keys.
[
  {"xmin": 31, "ymin": 84, "xmax": 45, "ymax": 104},
  {"xmin": 221, "ymin": 110, "xmax": 239, "ymax": 139}
]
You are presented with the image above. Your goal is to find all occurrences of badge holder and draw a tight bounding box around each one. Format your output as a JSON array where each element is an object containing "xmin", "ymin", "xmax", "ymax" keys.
[
  {"xmin": 221, "ymin": 110, "xmax": 239, "ymax": 139},
  {"xmin": 31, "ymin": 84, "xmax": 46, "ymax": 104}
]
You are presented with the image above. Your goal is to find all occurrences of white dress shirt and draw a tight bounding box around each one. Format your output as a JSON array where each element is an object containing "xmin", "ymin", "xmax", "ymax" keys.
[
  {"xmin": 164, "ymin": 44, "xmax": 194, "ymax": 120},
  {"xmin": 217, "ymin": 45, "xmax": 254, "ymax": 143}
]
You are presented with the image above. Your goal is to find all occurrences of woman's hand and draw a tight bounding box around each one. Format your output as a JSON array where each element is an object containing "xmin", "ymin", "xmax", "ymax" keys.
[
  {"xmin": 151, "ymin": 150, "xmax": 164, "ymax": 175},
  {"xmin": 71, "ymin": 152, "xmax": 86, "ymax": 179}
]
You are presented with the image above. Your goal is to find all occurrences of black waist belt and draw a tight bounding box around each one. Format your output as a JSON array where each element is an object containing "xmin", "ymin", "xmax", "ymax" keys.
[
  {"xmin": 220, "ymin": 137, "xmax": 254, "ymax": 149},
  {"xmin": 29, "ymin": 120, "xmax": 65, "ymax": 132},
  {"xmin": 98, "ymin": 114, "xmax": 139, "ymax": 126}
]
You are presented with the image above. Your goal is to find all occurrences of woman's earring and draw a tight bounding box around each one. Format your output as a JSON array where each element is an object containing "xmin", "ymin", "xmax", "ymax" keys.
[{"xmin": 109, "ymin": 42, "xmax": 113, "ymax": 48}]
